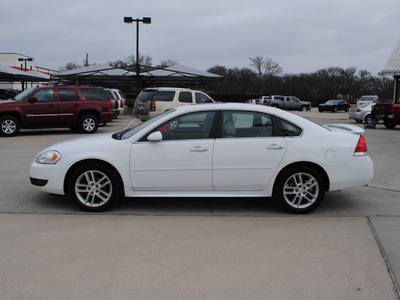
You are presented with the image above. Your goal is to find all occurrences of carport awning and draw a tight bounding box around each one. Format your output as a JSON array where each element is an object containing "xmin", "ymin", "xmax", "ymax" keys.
[
  {"xmin": 381, "ymin": 40, "xmax": 400, "ymax": 76},
  {"xmin": 52, "ymin": 63, "xmax": 223, "ymax": 88},
  {"xmin": 0, "ymin": 65, "xmax": 51, "ymax": 81}
]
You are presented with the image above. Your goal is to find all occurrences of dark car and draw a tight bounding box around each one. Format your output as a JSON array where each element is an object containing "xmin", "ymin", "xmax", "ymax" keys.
[
  {"xmin": 125, "ymin": 93, "xmax": 137, "ymax": 108},
  {"xmin": 0, "ymin": 86, "xmax": 113, "ymax": 136},
  {"xmin": 318, "ymin": 100, "xmax": 350, "ymax": 112}
]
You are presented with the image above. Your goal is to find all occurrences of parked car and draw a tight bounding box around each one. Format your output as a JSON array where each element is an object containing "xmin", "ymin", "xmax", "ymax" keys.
[
  {"xmin": 318, "ymin": 100, "xmax": 350, "ymax": 112},
  {"xmin": 261, "ymin": 95, "xmax": 311, "ymax": 111},
  {"xmin": 104, "ymin": 89, "xmax": 120, "ymax": 119},
  {"xmin": 0, "ymin": 86, "xmax": 113, "ymax": 136},
  {"xmin": 30, "ymin": 103, "xmax": 373, "ymax": 214},
  {"xmin": 134, "ymin": 87, "xmax": 214, "ymax": 121},
  {"xmin": 356, "ymin": 95, "xmax": 378, "ymax": 107},
  {"xmin": 125, "ymin": 93, "xmax": 137, "ymax": 108},
  {"xmin": 349, "ymin": 103, "xmax": 375, "ymax": 124}
]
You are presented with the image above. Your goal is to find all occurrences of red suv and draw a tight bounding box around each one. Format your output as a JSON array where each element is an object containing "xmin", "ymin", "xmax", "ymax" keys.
[{"xmin": 0, "ymin": 86, "xmax": 113, "ymax": 136}]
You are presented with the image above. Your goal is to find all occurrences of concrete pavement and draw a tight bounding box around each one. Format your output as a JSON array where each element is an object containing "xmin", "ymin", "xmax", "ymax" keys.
[{"xmin": 0, "ymin": 108, "xmax": 399, "ymax": 299}]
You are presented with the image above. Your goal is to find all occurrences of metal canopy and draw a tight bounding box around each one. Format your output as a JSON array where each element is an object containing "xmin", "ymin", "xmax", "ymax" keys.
[
  {"xmin": 53, "ymin": 63, "xmax": 223, "ymax": 89},
  {"xmin": 381, "ymin": 40, "xmax": 400, "ymax": 76},
  {"xmin": 0, "ymin": 65, "xmax": 51, "ymax": 81}
]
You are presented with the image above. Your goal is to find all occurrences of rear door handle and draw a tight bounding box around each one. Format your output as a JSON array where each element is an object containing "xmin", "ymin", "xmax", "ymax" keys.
[
  {"xmin": 267, "ymin": 144, "xmax": 285, "ymax": 150},
  {"xmin": 190, "ymin": 146, "xmax": 208, "ymax": 152}
]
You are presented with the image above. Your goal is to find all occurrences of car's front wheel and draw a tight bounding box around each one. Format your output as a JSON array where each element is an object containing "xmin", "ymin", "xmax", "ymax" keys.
[
  {"xmin": 68, "ymin": 163, "xmax": 122, "ymax": 211},
  {"xmin": 274, "ymin": 166, "xmax": 325, "ymax": 214},
  {"xmin": 301, "ymin": 106, "xmax": 308, "ymax": 112},
  {"xmin": 0, "ymin": 115, "xmax": 20, "ymax": 137}
]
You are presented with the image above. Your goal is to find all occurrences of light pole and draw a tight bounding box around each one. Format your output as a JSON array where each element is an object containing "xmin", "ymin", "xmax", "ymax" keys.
[
  {"xmin": 124, "ymin": 16, "xmax": 151, "ymax": 92},
  {"xmin": 18, "ymin": 57, "xmax": 33, "ymax": 71},
  {"xmin": 18, "ymin": 57, "xmax": 33, "ymax": 90}
]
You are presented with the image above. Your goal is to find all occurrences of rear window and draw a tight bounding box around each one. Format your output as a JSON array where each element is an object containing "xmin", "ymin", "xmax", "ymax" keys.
[
  {"xmin": 80, "ymin": 88, "xmax": 107, "ymax": 101},
  {"xmin": 137, "ymin": 90, "xmax": 175, "ymax": 102}
]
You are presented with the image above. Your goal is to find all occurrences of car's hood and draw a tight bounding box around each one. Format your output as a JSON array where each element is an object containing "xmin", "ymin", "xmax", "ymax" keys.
[
  {"xmin": 0, "ymin": 99, "xmax": 15, "ymax": 104},
  {"xmin": 38, "ymin": 133, "xmax": 122, "ymax": 154}
]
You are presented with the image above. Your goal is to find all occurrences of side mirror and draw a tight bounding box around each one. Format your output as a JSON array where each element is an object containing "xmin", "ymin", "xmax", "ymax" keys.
[
  {"xmin": 28, "ymin": 97, "xmax": 38, "ymax": 103},
  {"xmin": 147, "ymin": 131, "xmax": 162, "ymax": 142}
]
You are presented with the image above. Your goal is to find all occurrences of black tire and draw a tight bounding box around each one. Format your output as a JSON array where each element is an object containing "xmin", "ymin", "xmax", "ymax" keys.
[
  {"xmin": 78, "ymin": 114, "xmax": 98, "ymax": 133},
  {"xmin": 301, "ymin": 106, "xmax": 308, "ymax": 112},
  {"xmin": 0, "ymin": 115, "xmax": 20, "ymax": 137},
  {"xmin": 68, "ymin": 163, "xmax": 122, "ymax": 212},
  {"xmin": 318, "ymin": 108, "xmax": 323, "ymax": 113},
  {"xmin": 364, "ymin": 114, "xmax": 372, "ymax": 124},
  {"xmin": 384, "ymin": 119, "xmax": 397, "ymax": 129},
  {"xmin": 273, "ymin": 166, "xmax": 325, "ymax": 214}
]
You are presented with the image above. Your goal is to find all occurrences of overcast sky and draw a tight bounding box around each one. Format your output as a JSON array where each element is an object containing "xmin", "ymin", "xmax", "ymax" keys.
[{"xmin": 1, "ymin": 0, "xmax": 399, "ymax": 75}]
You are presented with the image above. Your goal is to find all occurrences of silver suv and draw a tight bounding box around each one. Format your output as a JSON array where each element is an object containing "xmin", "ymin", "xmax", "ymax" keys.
[{"xmin": 134, "ymin": 87, "xmax": 214, "ymax": 120}]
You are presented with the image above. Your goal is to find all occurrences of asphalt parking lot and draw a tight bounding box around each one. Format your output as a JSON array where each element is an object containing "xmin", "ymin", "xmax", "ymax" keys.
[{"xmin": 1, "ymin": 108, "xmax": 400, "ymax": 299}]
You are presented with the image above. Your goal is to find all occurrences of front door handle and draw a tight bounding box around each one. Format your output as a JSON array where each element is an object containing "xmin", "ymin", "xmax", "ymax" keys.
[
  {"xmin": 267, "ymin": 144, "xmax": 285, "ymax": 150},
  {"xmin": 190, "ymin": 146, "xmax": 208, "ymax": 152}
]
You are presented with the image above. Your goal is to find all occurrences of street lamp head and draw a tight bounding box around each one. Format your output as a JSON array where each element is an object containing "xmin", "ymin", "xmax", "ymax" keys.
[
  {"xmin": 124, "ymin": 16, "xmax": 133, "ymax": 23},
  {"xmin": 142, "ymin": 17, "xmax": 151, "ymax": 24}
]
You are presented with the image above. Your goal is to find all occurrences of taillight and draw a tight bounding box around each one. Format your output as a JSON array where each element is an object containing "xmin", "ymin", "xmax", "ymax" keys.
[
  {"xmin": 356, "ymin": 108, "xmax": 361, "ymax": 112},
  {"xmin": 150, "ymin": 100, "xmax": 156, "ymax": 111},
  {"xmin": 354, "ymin": 135, "xmax": 367, "ymax": 156},
  {"xmin": 108, "ymin": 101, "xmax": 112, "ymax": 112}
]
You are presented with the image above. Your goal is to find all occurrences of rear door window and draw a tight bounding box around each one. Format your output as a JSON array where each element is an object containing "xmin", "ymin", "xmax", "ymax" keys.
[
  {"xmin": 58, "ymin": 88, "xmax": 79, "ymax": 102},
  {"xmin": 179, "ymin": 91, "xmax": 193, "ymax": 103}
]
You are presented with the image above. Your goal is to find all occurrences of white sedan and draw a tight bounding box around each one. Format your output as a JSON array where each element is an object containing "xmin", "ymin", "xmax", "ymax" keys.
[{"xmin": 30, "ymin": 103, "xmax": 373, "ymax": 214}]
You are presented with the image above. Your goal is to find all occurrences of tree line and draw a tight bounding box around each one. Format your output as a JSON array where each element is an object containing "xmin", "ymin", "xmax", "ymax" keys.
[
  {"xmin": 206, "ymin": 56, "xmax": 394, "ymax": 105},
  {"xmin": 60, "ymin": 55, "xmax": 394, "ymax": 106}
]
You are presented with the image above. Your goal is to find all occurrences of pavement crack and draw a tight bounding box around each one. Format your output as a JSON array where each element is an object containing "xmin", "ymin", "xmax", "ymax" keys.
[{"xmin": 366, "ymin": 216, "xmax": 400, "ymax": 299}]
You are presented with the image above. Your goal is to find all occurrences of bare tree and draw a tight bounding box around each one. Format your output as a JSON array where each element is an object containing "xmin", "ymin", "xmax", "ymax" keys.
[{"xmin": 59, "ymin": 62, "xmax": 82, "ymax": 71}]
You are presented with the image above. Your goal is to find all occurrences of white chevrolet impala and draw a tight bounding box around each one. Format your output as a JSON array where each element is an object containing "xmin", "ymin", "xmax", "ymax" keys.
[{"xmin": 30, "ymin": 103, "xmax": 373, "ymax": 214}]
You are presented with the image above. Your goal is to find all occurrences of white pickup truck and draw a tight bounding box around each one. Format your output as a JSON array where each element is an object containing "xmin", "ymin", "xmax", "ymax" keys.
[
  {"xmin": 356, "ymin": 95, "xmax": 378, "ymax": 107},
  {"xmin": 258, "ymin": 95, "xmax": 311, "ymax": 111}
]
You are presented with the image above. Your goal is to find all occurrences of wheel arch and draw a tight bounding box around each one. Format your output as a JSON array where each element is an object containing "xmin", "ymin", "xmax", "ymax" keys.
[
  {"xmin": 273, "ymin": 161, "xmax": 330, "ymax": 193},
  {"xmin": 78, "ymin": 110, "xmax": 100, "ymax": 120},
  {"xmin": 63, "ymin": 159, "xmax": 125, "ymax": 197},
  {"xmin": 0, "ymin": 112, "xmax": 22, "ymax": 123}
]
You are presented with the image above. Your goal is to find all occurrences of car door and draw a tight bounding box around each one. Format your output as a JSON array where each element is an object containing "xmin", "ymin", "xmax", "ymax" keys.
[
  {"xmin": 130, "ymin": 111, "xmax": 217, "ymax": 191},
  {"xmin": 23, "ymin": 88, "xmax": 58, "ymax": 125},
  {"xmin": 56, "ymin": 87, "xmax": 81, "ymax": 124},
  {"xmin": 213, "ymin": 110, "xmax": 287, "ymax": 191}
]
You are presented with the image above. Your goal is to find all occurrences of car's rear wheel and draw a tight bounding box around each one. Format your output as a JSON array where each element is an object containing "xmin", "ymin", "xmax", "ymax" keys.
[
  {"xmin": 0, "ymin": 115, "xmax": 20, "ymax": 137},
  {"xmin": 384, "ymin": 119, "xmax": 397, "ymax": 128},
  {"xmin": 274, "ymin": 166, "xmax": 325, "ymax": 214},
  {"xmin": 301, "ymin": 106, "xmax": 308, "ymax": 112},
  {"xmin": 78, "ymin": 114, "xmax": 98, "ymax": 133},
  {"xmin": 364, "ymin": 114, "xmax": 372, "ymax": 124},
  {"xmin": 68, "ymin": 163, "xmax": 122, "ymax": 212}
]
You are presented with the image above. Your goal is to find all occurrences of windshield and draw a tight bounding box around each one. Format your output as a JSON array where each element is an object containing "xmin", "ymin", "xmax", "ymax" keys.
[
  {"xmin": 14, "ymin": 87, "xmax": 36, "ymax": 101},
  {"xmin": 117, "ymin": 109, "xmax": 176, "ymax": 140}
]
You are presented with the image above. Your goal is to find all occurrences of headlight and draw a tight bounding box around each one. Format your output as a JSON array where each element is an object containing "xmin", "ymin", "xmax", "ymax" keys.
[{"xmin": 35, "ymin": 150, "xmax": 62, "ymax": 164}]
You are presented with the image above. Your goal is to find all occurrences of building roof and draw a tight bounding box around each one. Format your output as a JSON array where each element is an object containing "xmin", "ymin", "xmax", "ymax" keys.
[{"xmin": 381, "ymin": 40, "xmax": 400, "ymax": 76}]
